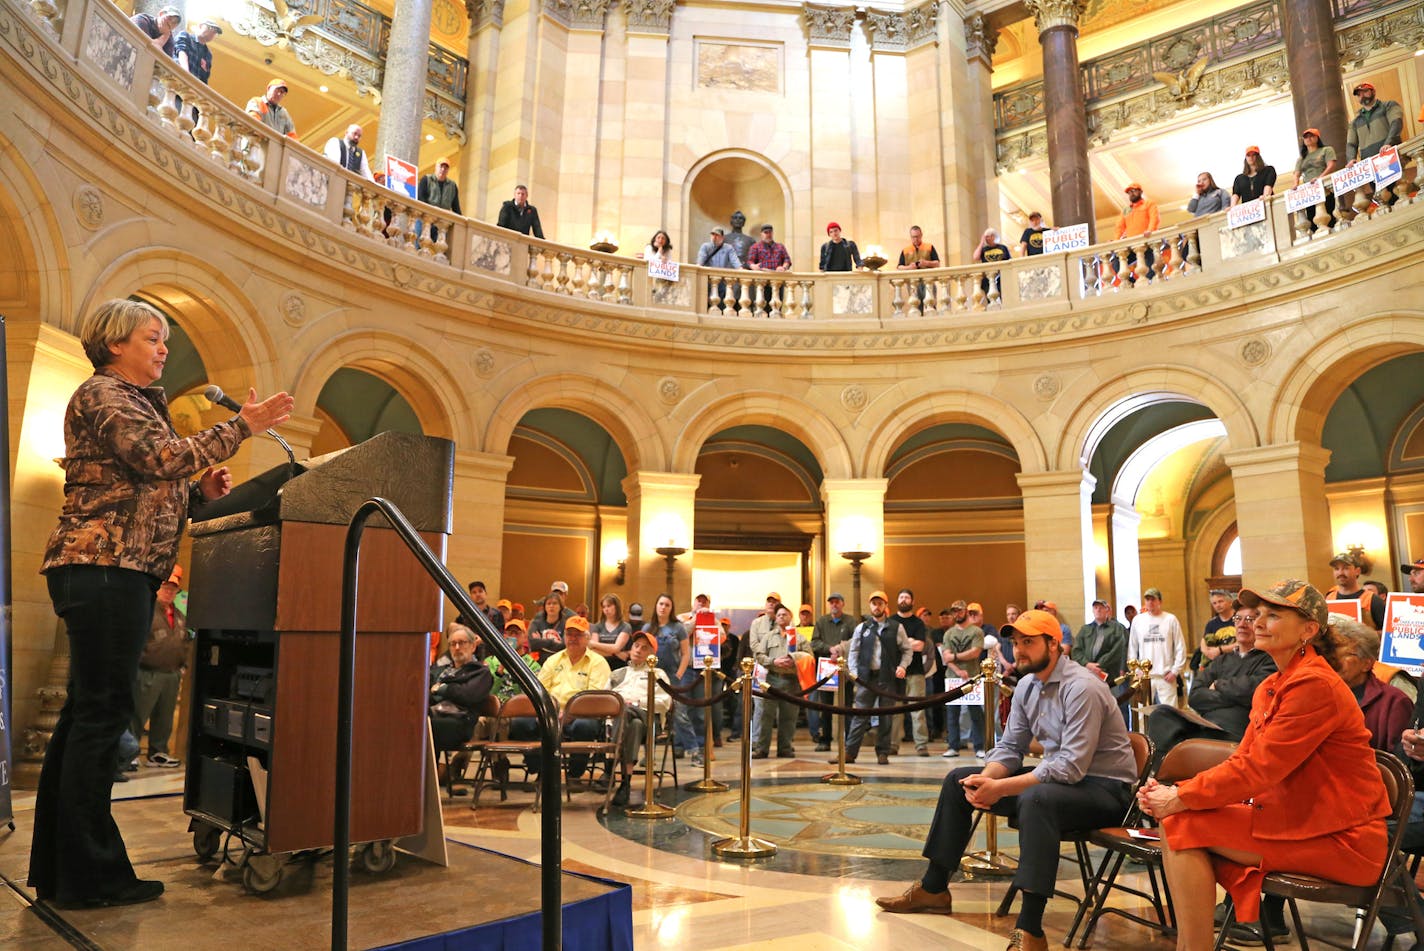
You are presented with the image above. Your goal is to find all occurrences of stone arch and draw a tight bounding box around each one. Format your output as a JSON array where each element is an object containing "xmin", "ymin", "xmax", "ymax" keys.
[
  {"xmin": 0, "ymin": 128, "xmax": 71, "ymax": 324},
  {"xmin": 292, "ymin": 332, "xmax": 471, "ymax": 443},
  {"xmin": 1267, "ymin": 311, "xmax": 1424, "ymax": 446},
  {"xmin": 858, "ymin": 386, "xmax": 1050, "ymax": 478},
  {"xmin": 80, "ymin": 250, "xmax": 279, "ymax": 394},
  {"xmin": 484, "ymin": 373, "xmax": 665, "ymax": 473},
  {"xmin": 670, "ymin": 388, "xmax": 853, "ymax": 480},
  {"xmin": 1054, "ymin": 366, "xmax": 1259, "ymax": 472}
]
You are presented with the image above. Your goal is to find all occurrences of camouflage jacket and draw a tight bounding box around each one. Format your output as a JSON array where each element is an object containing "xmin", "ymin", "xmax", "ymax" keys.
[{"xmin": 41, "ymin": 368, "xmax": 250, "ymax": 580}]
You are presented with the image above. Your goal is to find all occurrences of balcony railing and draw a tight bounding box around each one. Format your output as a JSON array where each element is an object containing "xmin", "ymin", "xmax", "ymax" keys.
[{"xmin": 19, "ymin": 0, "xmax": 1424, "ymax": 336}]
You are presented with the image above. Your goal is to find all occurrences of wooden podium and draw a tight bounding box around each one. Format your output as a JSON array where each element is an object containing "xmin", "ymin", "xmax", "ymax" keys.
[{"xmin": 183, "ymin": 432, "xmax": 453, "ymax": 854}]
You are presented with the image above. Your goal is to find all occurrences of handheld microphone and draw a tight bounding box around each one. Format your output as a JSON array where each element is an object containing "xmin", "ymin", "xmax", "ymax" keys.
[{"xmin": 204, "ymin": 384, "xmax": 296, "ymax": 470}]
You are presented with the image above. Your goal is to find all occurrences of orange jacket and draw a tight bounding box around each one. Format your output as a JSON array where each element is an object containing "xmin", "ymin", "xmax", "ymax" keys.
[
  {"xmin": 1177, "ymin": 647, "xmax": 1389, "ymax": 840},
  {"xmin": 1116, "ymin": 198, "xmax": 1160, "ymax": 239}
]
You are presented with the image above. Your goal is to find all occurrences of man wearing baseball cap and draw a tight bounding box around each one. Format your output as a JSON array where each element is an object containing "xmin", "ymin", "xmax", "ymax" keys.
[
  {"xmin": 1327, "ymin": 550, "xmax": 1387, "ymax": 629},
  {"xmin": 245, "ymin": 79, "xmax": 296, "ymax": 138},
  {"xmin": 877, "ymin": 609, "xmax": 1137, "ymax": 951},
  {"xmin": 1403, "ymin": 557, "xmax": 1424, "ymax": 594},
  {"xmin": 1072, "ymin": 599, "xmax": 1128, "ymax": 689},
  {"xmin": 1113, "ymin": 183, "xmax": 1159, "ymax": 285},
  {"xmin": 1127, "ymin": 587, "xmax": 1186, "ymax": 705},
  {"xmin": 844, "ymin": 591, "xmax": 914, "ymax": 765},
  {"xmin": 510, "ymin": 615, "xmax": 610, "ymax": 779},
  {"xmin": 1346, "ymin": 81, "xmax": 1404, "ymax": 164},
  {"xmin": 809, "ymin": 593, "xmax": 852, "ymax": 751},
  {"xmin": 606, "ymin": 630, "xmax": 672, "ymax": 807},
  {"xmin": 416, "ymin": 156, "xmax": 462, "ymax": 246}
]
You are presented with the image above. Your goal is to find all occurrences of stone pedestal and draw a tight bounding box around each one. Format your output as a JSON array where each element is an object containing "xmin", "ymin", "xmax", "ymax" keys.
[
  {"xmin": 821, "ymin": 479, "xmax": 888, "ymax": 617},
  {"xmin": 1224, "ymin": 443, "xmax": 1334, "ymax": 591},
  {"xmin": 1017, "ymin": 468, "xmax": 1097, "ymax": 626},
  {"xmin": 622, "ymin": 471, "xmax": 700, "ymax": 604}
]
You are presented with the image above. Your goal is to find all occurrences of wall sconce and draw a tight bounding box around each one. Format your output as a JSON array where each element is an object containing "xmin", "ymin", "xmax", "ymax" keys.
[
  {"xmin": 839, "ymin": 549, "xmax": 873, "ymax": 619},
  {"xmin": 615, "ymin": 557, "xmax": 627, "ymax": 586},
  {"xmin": 654, "ymin": 545, "xmax": 686, "ymax": 593},
  {"xmin": 590, "ymin": 230, "xmax": 619, "ymax": 254}
]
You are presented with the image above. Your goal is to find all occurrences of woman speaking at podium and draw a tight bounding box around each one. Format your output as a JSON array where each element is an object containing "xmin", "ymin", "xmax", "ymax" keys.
[{"xmin": 30, "ymin": 299, "xmax": 293, "ymax": 908}]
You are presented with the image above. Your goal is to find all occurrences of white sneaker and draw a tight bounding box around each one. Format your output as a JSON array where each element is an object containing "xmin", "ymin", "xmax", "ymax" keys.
[
  {"xmin": 975, "ymin": 750, "xmax": 986, "ymax": 760},
  {"xmin": 940, "ymin": 749, "xmax": 960, "ymax": 758},
  {"xmin": 147, "ymin": 752, "xmax": 181, "ymax": 768}
]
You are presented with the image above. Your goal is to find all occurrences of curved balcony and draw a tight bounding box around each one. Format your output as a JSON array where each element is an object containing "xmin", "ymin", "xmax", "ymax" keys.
[{"xmin": 9, "ymin": 0, "xmax": 1423, "ymax": 356}]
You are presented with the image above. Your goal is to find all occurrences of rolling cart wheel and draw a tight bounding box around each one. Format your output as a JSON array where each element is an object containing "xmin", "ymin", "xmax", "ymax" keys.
[
  {"xmin": 360, "ymin": 841, "xmax": 396, "ymax": 874},
  {"xmin": 192, "ymin": 823, "xmax": 221, "ymax": 862},
  {"xmin": 242, "ymin": 853, "xmax": 284, "ymax": 894}
]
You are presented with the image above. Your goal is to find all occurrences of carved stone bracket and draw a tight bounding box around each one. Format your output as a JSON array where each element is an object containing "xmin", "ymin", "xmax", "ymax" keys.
[
  {"xmin": 803, "ymin": 3, "xmax": 856, "ymax": 50},
  {"xmin": 1336, "ymin": 4, "xmax": 1424, "ymax": 69},
  {"xmin": 625, "ymin": 0, "xmax": 674, "ymax": 35},
  {"xmin": 1023, "ymin": 0, "xmax": 1087, "ymax": 34},
  {"xmin": 425, "ymin": 93, "xmax": 468, "ymax": 143},
  {"xmin": 466, "ymin": 0, "xmax": 505, "ymax": 32},
  {"xmin": 964, "ymin": 12, "xmax": 998, "ymax": 65},
  {"xmin": 544, "ymin": 0, "xmax": 610, "ymax": 30},
  {"xmin": 229, "ymin": 6, "xmax": 383, "ymax": 98}
]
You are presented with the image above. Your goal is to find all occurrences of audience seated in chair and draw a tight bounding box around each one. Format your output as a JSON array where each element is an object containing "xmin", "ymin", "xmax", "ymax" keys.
[
  {"xmin": 429, "ymin": 623, "xmax": 494, "ymax": 784},
  {"xmin": 508, "ymin": 615, "xmax": 611, "ymax": 778},
  {"xmin": 606, "ymin": 630, "xmax": 671, "ymax": 807}
]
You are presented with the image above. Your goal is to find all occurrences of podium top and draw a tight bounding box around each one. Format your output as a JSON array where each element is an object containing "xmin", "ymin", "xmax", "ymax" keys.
[{"xmin": 191, "ymin": 431, "xmax": 454, "ymax": 535}]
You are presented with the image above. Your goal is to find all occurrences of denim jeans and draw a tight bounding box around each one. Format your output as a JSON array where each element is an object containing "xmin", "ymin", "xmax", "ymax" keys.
[
  {"xmin": 30, "ymin": 564, "xmax": 158, "ymax": 901},
  {"xmin": 946, "ymin": 703, "xmax": 985, "ymax": 753}
]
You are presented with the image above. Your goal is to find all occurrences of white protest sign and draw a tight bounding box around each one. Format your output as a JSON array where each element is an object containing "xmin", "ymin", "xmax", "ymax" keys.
[
  {"xmin": 817, "ymin": 658, "xmax": 839, "ymax": 691},
  {"xmin": 1380, "ymin": 593, "xmax": 1424, "ymax": 674},
  {"xmin": 945, "ymin": 676, "xmax": 984, "ymax": 707},
  {"xmin": 384, "ymin": 155, "xmax": 417, "ymax": 198},
  {"xmin": 1043, "ymin": 223, "xmax": 1090, "ymax": 254},
  {"xmin": 1285, "ymin": 179, "xmax": 1326, "ymax": 213},
  {"xmin": 648, "ymin": 257, "xmax": 680, "ymax": 282},
  {"xmin": 1227, "ymin": 198, "xmax": 1266, "ymax": 229},
  {"xmin": 1330, "ymin": 161, "xmax": 1377, "ymax": 198},
  {"xmin": 1372, "ymin": 145, "xmax": 1403, "ymax": 188}
]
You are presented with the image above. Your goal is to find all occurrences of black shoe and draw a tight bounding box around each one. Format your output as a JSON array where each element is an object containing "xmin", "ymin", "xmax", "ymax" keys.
[
  {"xmin": 60, "ymin": 879, "xmax": 164, "ymax": 908},
  {"xmin": 611, "ymin": 783, "xmax": 630, "ymax": 807},
  {"xmin": 877, "ymin": 753, "xmax": 890, "ymax": 764},
  {"xmin": 751, "ymin": 751, "xmax": 769, "ymax": 760},
  {"xmin": 1226, "ymin": 920, "xmax": 1291, "ymax": 946},
  {"xmin": 112, "ymin": 771, "xmax": 129, "ymax": 783},
  {"xmin": 777, "ymin": 750, "xmax": 795, "ymax": 759},
  {"xmin": 814, "ymin": 743, "xmax": 831, "ymax": 752}
]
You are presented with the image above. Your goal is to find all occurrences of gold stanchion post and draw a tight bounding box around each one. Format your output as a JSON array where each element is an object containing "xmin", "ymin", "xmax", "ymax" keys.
[
  {"xmin": 686, "ymin": 655, "xmax": 728, "ymax": 792},
  {"xmin": 626, "ymin": 655, "xmax": 675, "ymax": 818},
  {"xmin": 712, "ymin": 658, "xmax": 777, "ymax": 859},
  {"xmin": 1130, "ymin": 659, "xmax": 1153, "ymax": 733},
  {"xmin": 961, "ymin": 657, "xmax": 1016, "ymax": 878},
  {"xmin": 821, "ymin": 656, "xmax": 860, "ymax": 786}
]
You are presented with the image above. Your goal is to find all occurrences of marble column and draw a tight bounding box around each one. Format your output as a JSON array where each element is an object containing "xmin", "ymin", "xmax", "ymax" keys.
[
  {"xmin": 622, "ymin": 470, "xmax": 700, "ymax": 606},
  {"xmin": 1024, "ymin": 0, "xmax": 1093, "ymax": 241},
  {"xmin": 461, "ymin": 0, "xmax": 504, "ymax": 218},
  {"xmin": 1224, "ymin": 443, "xmax": 1334, "ymax": 591},
  {"xmin": 375, "ymin": 0, "xmax": 435, "ymax": 169},
  {"xmin": 1109, "ymin": 500, "xmax": 1143, "ymax": 613},
  {"xmin": 821, "ymin": 479, "xmax": 888, "ymax": 618},
  {"xmin": 1282, "ymin": 0, "xmax": 1349, "ymax": 156},
  {"xmin": 1016, "ymin": 469, "xmax": 1097, "ymax": 625},
  {"xmin": 448, "ymin": 450, "xmax": 515, "ymax": 600}
]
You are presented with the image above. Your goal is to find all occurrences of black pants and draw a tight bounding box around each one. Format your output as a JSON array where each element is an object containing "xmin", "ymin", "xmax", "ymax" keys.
[
  {"xmin": 31, "ymin": 565, "xmax": 159, "ymax": 901},
  {"xmin": 926, "ymin": 765, "xmax": 1131, "ymax": 897},
  {"xmin": 430, "ymin": 713, "xmax": 476, "ymax": 751}
]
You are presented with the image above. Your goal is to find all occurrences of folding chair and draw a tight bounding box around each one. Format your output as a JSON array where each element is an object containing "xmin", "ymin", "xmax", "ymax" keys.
[
  {"xmin": 471, "ymin": 693, "xmax": 554, "ymax": 810},
  {"xmin": 993, "ymin": 732, "xmax": 1154, "ymax": 923},
  {"xmin": 438, "ymin": 693, "xmax": 500, "ymax": 799},
  {"xmin": 557, "ymin": 690, "xmax": 626, "ymax": 813},
  {"xmin": 1072, "ymin": 737, "xmax": 1237, "ymax": 948},
  {"xmin": 1217, "ymin": 750, "xmax": 1424, "ymax": 951}
]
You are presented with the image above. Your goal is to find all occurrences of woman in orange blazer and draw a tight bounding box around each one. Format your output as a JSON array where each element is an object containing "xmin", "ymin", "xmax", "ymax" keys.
[{"xmin": 1137, "ymin": 579, "xmax": 1390, "ymax": 950}]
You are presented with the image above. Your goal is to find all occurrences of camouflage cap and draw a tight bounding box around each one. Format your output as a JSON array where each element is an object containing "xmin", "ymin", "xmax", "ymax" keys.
[
  {"xmin": 1329, "ymin": 551, "xmax": 1361, "ymax": 568},
  {"xmin": 1239, "ymin": 579, "xmax": 1329, "ymax": 629}
]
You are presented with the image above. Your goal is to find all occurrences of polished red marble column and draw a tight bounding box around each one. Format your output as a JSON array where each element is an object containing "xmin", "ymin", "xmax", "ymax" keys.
[
  {"xmin": 1282, "ymin": 0, "xmax": 1349, "ymax": 156},
  {"xmin": 1027, "ymin": 0, "xmax": 1094, "ymax": 242}
]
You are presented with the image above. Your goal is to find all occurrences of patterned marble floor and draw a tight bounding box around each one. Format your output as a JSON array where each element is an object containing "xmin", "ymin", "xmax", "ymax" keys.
[{"xmin": 0, "ymin": 748, "xmax": 1388, "ymax": 950}]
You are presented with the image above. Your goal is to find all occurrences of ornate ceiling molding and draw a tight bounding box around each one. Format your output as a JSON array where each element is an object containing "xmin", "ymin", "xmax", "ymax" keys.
[
  {"xmin": 1023, "ymin": 0, "xmax": 1087, "ymax": 34},
  {"xmin": 803, "ymin": 3, "xmax": 856, "ymax": 50}
]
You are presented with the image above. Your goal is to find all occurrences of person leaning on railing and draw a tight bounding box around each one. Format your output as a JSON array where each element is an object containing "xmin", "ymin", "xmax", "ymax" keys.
[
  {"xmin": 31, "ymin": 298, "xmax": 292, "ymax": 909},
  {"xmin": 1230, "ymin": 145, "xmax": 1276, "ymax": 205},
  {"xmin": 1186, "ymin": 172, "xmax": 1231, "ymax": 217},
  {"xmin": 1138, "ymin": 580, "xmax": 1391, "ymax": 951},
  {"xmin": 245, "ymin": 78, "xmax": 298, "ymax": 139},
  {"xmin": 1294, "ymin": 127, "xmax": 1338, "ymax": 231}
]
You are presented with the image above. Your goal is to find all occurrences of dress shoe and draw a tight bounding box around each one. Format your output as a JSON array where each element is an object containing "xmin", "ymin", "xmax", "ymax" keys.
[
  {"xmin": 875, "ymin": 882, "xmax": 953, "ymax": 915},
  {"xmin": 59, "ymin": 879, "xmax": 164, "ymax": 909},
  {"xmin": 777, "ymin": 750, "xmax": 795, "ymax": 758},
  {"xmin": 1006, "ymin": 929, "xmax": 1048, "ymax": 951},
  {"xmin": 916, "ymin": 747, "xmax": 929, "ymax": 757},
  {"xmin": 752, "ymin": 751, "xmax": 769, "ymax": 759},
  {"xmin": 876, "ymin": 753, "xmax": 890, "ymax": 764}
]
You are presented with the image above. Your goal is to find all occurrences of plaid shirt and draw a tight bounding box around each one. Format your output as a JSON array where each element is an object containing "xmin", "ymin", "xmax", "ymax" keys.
[
  {"xmin": 42, "ymin": 368, "xmax": 249, "ymax": 580},
  {"xmin": 747, "ymin": 239, "xmax": 791, "ymax": 270}
]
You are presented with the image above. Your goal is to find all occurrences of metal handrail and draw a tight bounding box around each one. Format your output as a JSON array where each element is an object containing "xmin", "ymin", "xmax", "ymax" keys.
[{"xmin": 338, "ymin": 497, "xmax": 561, "ymax": 951}]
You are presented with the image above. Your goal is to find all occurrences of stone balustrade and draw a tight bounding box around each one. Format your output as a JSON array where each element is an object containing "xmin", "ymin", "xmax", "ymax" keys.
[{"xmin": 18, "ymin": 0, "xmax": 1424, "ymax": 335}]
